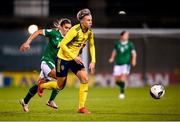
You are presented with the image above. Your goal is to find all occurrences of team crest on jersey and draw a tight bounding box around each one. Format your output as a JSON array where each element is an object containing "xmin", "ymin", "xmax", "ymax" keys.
[{"xmin": 120, "ymin": 47, "xmax": 125, "ymax": 52}]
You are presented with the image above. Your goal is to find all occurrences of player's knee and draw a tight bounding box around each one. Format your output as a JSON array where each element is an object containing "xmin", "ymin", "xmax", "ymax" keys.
[
  {"xmin": 115, "ymin": 76, "xmax": 125, "ymax": 82},
  {"xmin": 80, "ymin": 76, "xmax": 89, "ymax": 84},
  {"xmin": 57, "ymin": 85, "xmax": 65, "ymax": 90},
  {"xmin": 60, "ymin": 83, "xmax": 66, "ymax": 90},
  {"xmin": 57, "ymin": 77, "xmax": 66, "ymax": 90},
  {"xmin": 57, "ymin": 82, "xmax": 65, "ymax": 90}
]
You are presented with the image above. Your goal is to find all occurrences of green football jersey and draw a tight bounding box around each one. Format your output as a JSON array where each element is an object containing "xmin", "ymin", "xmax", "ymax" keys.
[
  {"xmin": 114, "ymin": 40, "xmax": 135, "ymax": 65},
  {"xmin": 41, "ymin": 29, "xmax": 63, "ymax": 64}
]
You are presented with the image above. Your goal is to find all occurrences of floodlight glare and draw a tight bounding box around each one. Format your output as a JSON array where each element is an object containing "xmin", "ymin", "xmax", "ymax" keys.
[{"xmin": 28, "ymin": 24, "xmax": 38, "ymax": 34}]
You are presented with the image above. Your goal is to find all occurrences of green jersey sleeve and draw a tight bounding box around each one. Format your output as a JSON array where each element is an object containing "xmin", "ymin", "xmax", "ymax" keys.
[
  {"xmin": 43, "ymin": 29, "xmax": 56, "ymax": 37},
  {"xmin": 130, "ymin": 41, "xmax": 136, "ymax": 53},
  {"xmin": 114, "ymin": 40, "xmax": 118, "ymax": 49}
]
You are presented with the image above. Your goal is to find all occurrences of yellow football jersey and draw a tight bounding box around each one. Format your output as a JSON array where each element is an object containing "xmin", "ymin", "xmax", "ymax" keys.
[{"xmin": 57, "ymin": 24, "xmax": 96, "ymax": 63}]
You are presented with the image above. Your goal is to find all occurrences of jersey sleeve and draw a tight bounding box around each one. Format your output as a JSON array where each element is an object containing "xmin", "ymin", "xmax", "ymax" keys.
[
  {"xmin": 130, "ymin": 41, "xmax": 136, "ymax": 54},
  {"xmin": 43, "ymin": 29, "xmax": 53, "ymax": 37},
  {"xmin": 89, "ymin": 32, "xmax": 96, "ymax": 63},
  {"xmin": 114, "ymin": 41, "xmax": 118, "ymax": 51},
  {"xmin": 58, "ymin": 27, "xmax": 77, "ymax": 59}
]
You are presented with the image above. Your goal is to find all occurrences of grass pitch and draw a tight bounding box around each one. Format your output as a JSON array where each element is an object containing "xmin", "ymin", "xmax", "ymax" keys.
[{"xmin": 0, "ymin": 85, "xmax": 180, "ymax": 121}]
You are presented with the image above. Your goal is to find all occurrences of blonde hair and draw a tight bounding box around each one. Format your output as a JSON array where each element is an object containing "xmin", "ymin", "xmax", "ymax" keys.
[
  {"xmin": 53, "ymin": 18, "xmax": 71, "ymax": 28},
  {"xmin": 77, "ymin": 8, "xmax": 91, "ymax": 21}
]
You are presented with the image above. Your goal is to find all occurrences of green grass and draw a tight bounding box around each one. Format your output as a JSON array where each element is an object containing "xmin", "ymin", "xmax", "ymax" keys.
[{"xmin": 0, "ymin": 85, "xmax": 180, "ymax": 121}]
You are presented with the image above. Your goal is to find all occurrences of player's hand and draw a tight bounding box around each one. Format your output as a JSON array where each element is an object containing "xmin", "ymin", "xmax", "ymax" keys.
[
  {"xmin": 89, "ymin": 62, "xmax": 95, "ymax": 74},
  {"xmin": 108, "ymin": 58, "xmax": 114, "ymax": 64},
  {"xmin": 19, "ymin": 42, "xmax": 30, "ymax": 52},
  {"xmin": 74, "ymin": 56, "xmax": 83, "ymax": 65}
]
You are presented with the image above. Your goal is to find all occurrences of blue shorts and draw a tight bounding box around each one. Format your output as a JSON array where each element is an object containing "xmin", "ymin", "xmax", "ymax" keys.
[{"xmin": 55, "ymin": 57, "xmax": 85, "ymax": 77}]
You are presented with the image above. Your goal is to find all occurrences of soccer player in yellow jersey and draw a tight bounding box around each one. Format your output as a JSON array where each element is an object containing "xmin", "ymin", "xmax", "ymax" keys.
[{"xmin": 38, "ymin": 8, "xmax": 96, "ymax": 114}]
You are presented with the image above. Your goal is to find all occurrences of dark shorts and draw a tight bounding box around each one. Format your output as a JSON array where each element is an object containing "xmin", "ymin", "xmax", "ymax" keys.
[{"xmin": 55, "ymin": 57, "xmax": 85, "ymax": 77}]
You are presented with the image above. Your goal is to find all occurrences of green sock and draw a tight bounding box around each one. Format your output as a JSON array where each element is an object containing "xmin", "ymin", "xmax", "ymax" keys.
[
  {"xmin": 24, "ymin": 84, "xmax": 38, "ymax": 104},
  {"xmin": 49, "ymin": 89, "xmax": 59, "ymax": 101},
  {"xmin": 49, "ymin": 78, "xmax": 66, "ymax": 101},
  {"xmin": 116, "ymin": 81, "xmax": 125, "ymax": 94}
]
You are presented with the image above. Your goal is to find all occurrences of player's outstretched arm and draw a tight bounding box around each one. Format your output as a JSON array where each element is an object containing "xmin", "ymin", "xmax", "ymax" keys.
[
  {"xmin": 89, "ymin": 32, "xmax": 96, "ymax": 74},
  {"xmin": 19, "ymin": 30, "xmax": 43, "ymax": 52},
  {"xmin": 131, "ymin": 51, "xmax": 137, "ymax": 67},
  {"xmin": 109, "ymin": 49, "xmax": 116, "ymax": 63}
]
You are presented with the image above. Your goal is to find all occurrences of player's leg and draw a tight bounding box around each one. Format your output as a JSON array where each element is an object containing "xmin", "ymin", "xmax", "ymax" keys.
[
  {"xmin": 46, "ymin": 89, "xmax": 59, "ymax": 109},
  {"xmin": 19, "ymin": 84, "xmax": 38, "ymax": 112},
  {"xmin": 38, "ymin": 61, "xmax": 58, "ymax": 96},
  {"xmin": 55, "ymin": 58, "xmax": 69, "ymax": 90},
  {"xmin": 23, "ymin": 84, "xmax": 38, "ymax": 104},
  {"xmin": 76, "ymin": 70, "xmax": 91, "ymax": 114},
  {"xmin": 19, "ymin": 70, "xmax": 47, "ymax": 112},
  {"xmin": 113, "ymin": 65, "xmax": 130, "ymax": 99},
  {"xmin": 39, "ymin": 75, "xmax": 67, "ymax": 91},
  {"xmin": 46, "ymin": 76, "xmax": 67, "ymax": 109},
  {"xmin": 48, "ymin": 58, "xmax": 69, "ymax": 108},
  {"xmin": 45, "ymin": 68, "xmax": 60, "ymax": 109},
  {"xmin": 47, "ymin": 69, "xmax": 59, "ymax": 109},
  {"xmin": 34, "ymin": 61, "xmax": 58, "ymax": 109},
  {"xmin": 38, "ymin": 58, "xmax": 68, "ymax": 93},
  {"xmin": 39, "ymin": 69, "xmax": 58, "ymax": 92},
  {"xmin": 46, "ymin": 69, "xmax": 68, "ymax": 109},
  {"xmin": 70, "ymin": 61, "xmax": 90, "ymax": 114},
  {"xmin": 115, "ymin": 75, "xmax": 127, "ymax": 99}
]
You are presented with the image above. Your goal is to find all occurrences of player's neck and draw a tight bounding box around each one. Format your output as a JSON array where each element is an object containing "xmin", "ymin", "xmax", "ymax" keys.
[
  {"xmin": 120, "ymin": 40, "xmax": 128, "ymax": 45},
  {"xmin": 80, "ymin": 24, "xmax": 88, "ymax": 33},
  {"xmin": 59, "ymin": 30, "xmax": 65, "ymax": 37}
]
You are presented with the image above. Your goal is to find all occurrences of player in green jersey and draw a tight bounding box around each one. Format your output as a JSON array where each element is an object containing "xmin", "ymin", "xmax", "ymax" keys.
[
  {"xmin": 109, "ymin": 31, "xmax": 137, "ymax": 99},
  {"xmin": 19, "ymin": 18, "xmax": 72, "ymax": 112}
]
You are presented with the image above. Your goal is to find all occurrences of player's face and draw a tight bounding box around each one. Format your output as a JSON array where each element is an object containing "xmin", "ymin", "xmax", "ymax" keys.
[
  {"xmin": 121, "ymin": 32, "xmax": 129, "ymax": 41},
  {"xmin": 81, "ymin": 15, "xmax": 92, "ymax": 29},
  {"xmin": 60, "ymin": 23, "xmax": 71, "ymax": 36}
]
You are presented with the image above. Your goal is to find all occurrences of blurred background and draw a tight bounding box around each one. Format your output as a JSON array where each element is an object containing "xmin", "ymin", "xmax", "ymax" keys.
[{"xmin": 0, "ymin": 0, "xmax": 180, "ymax": 88}]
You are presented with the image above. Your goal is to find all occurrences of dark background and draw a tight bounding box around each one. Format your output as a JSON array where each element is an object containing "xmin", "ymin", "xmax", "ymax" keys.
[{"xmin": 0, "ymin": 0, "xmax": 180, "ymax": 28}]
